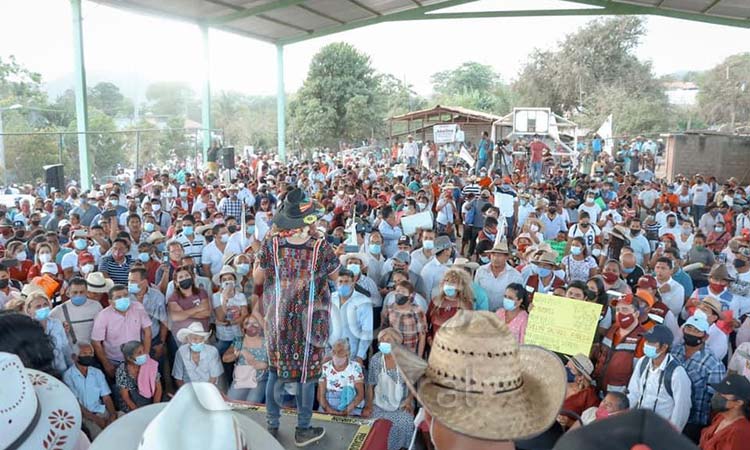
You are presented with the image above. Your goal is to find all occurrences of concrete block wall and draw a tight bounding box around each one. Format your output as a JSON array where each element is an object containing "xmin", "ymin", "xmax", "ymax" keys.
[{"xmin": 665, "ymin": 133, "xmax": 750, "ymax": 183}]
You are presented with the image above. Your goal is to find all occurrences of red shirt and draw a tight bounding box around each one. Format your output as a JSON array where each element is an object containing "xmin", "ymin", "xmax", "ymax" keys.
[
  {"xmin": 700, "ymin": 414, "xmax": 750, "ymax": 450},
  {"xmin": 530, "ymin": 141, "xmax": 549, "ymax": 163}
]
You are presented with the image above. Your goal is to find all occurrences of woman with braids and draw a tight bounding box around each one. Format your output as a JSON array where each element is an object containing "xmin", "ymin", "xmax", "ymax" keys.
[{"xmin": 254, "ymin": 189, "xmax": 340, "ymax": 447}]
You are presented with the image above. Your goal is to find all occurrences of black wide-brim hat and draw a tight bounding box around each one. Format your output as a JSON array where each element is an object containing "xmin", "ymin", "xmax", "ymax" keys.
[{"xmin": 273, "ymin": 188, "xmax": 324, "ymax": 231}]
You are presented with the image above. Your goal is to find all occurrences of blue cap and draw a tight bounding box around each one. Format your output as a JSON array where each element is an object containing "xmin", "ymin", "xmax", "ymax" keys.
[
  {"xmin": 644, "ymin": 324, "xmax": 673, "ymax": 346},
  {"xmin": 683, "ymin": 312, "xmax": 710, "ymax": 333}
]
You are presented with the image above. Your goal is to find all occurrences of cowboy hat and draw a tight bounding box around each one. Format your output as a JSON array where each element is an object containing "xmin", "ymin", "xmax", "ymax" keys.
[
  {"xmin": 273, "ymin": 188, "xmax": 323, "ymax": 231},
  {"xmin": 699, "ymin": 296, "xmax": 723, "ymax": 317},
  {"xmin": 196, "ymin": 225, "xmax": 212, "ymax": 236},
  {"xmin": 222, "ymin": 252, "xmax": 238, "ymax": 267},
  {"xmin": 608, "ymin": 225, "xmax": 631, "ymax": 243},
  {"xmin": 176, "ymin": 322, "xmax": 212, "ymax": 344},
  {"xmin": 565, "ymin": 354, "xmax": 594, "ymax": 383},
  {"xmin": 0, "ymin": 352, "xmax": 82, "ymax": 450},
  {"xmin": 86, "ymin": 272, "xmax": 115, "ymax": 294},
  {"xmin": 340, "ymin": 253, "xmax": 369, "ymax": 271},
  {"xmin": 453, "ymin": 257, "xmax": 479, "ymax": 271},
  {"xmin": 146, "ymin": 231, "xmax": 166, "ymax": 244},
  {"xmin": 212, "ymin": 265, "xmax": 237, "ymax": 286},
  {"xmin": 485, "ymin": 239, "xmax": 511, "ymax": 255},
  {"xmin": 90, "ymin": 382, "xmax": 283, "ymax": 450},
  {"xmin": 531, "ymin": 250, "xmax": 559, "ymax": 267},
  {"xmin": 392, "ymin": 310, "xmax": 565, "ymax": 441},
  {"xmin": 709, "ymin": 263, "xmax": 734, "ymax": 282}
]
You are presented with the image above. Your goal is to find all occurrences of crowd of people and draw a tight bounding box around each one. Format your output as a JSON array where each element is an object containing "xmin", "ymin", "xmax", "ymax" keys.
[{"xmin": 1, "ymin": 134, "xmax": 750, "ymax": 450}]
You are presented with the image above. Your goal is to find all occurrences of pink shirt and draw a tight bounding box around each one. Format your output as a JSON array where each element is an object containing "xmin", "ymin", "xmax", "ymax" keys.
[
  {"xmin": 91, "ymin": 301, "xmax": 151, "ymax": 362},
  {"xmin": 496, "ymin": 309, "xmax": 529, "ymax": 343},
  {"xmin": 168, "ymin": 289, "xmax": 210, "ymax": 334}
]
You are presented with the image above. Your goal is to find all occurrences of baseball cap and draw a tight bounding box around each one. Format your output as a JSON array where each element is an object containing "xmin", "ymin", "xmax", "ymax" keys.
[
  {"xmin": 393, "ymin": 251, "xmax": 410, "ymax": 264},
  {"xmin": 433, "ymin": 235, "xmax": 452, "ymax": 253},
  {"xmin": 643, "ymin": 324, "xmax": 673, "ymax": 346},
  {"xmin": 712, "ymin": 374, "xmax": 750, "ymax": 401},
  {"xmin": 683, "ymin": 311, "xmax": 710, "ymax": 333},
  {"xmin": 397, "ymin": 235, "xmax": 411, "ymax": 246},
  {"xmin": 637, "ymin": 275, "xmax": 657, "ymax": 290}
]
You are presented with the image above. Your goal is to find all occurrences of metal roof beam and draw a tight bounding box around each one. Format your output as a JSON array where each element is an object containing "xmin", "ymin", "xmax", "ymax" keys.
[
  {"xmin": 207, "ymin": 0, "xmax": 307, "ymax": 25},
  {"xmin": 279, "ymin": 0, "xmax": 483, "ymax": 44},
  {"xmin": 396, "ymin": 8, "xmax": 622, "ymax": 20},
  {"xmin": 297, "ymin": 4, "xmax": 346, "ymax": 25},
  {"xmin": 569, "ymin": 0, "xmax": 750, "ymax": 28},
  {"xmin": 701, "ymin": 0, "xmax": 723, "ymax": 14},
  {"xmin": 346, "ymin": 0, "xmax": 382, "ymax": 17}
]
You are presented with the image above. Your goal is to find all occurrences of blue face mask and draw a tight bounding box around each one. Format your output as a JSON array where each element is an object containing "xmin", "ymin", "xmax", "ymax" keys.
[
  {"xmin": 378, "ymin": 342, "xmax": 392, "ymax": 354},
  {"xmin": 503, "ymin": 297, "xmax": 517, "ymax": 311},
  {"xmin": 236, "ymin": 263, "xmax": 250, "ymax": 275},
  {"xmin": 443, "ymin": 284, "xmax": 457, "ymax": 297},
  {"xmin": 565, "ymin": 367, "xmax": 576, "ymax": 383},
  {"xmin": 138, "ymin": 252, "xmax": 150, "ymax": 263},
  {"xmin": 182, "ymin": 226, "xmax": 194, "ymax": 236},
  {"xmin": 134, "ymin": 354, "xmax": 148, "ymax": 366},
  {"xmin": 144, "ymin": 223, "xmax": 155, "ymax": 232},
  {"xmin": 479, "ymin": 256, "xmax": 490, "ymax": 264},
  {"xmin": 422, "ymin": 240, "xmax": 434, "ymax": 250},
  {"xmin": 643, "ymin": 344, "xmax": 660, "ymax": 359},
  {"xmin": 74, "ymin": 239, "xmax": 88, "ymax": 251},
  {"xmin": 34, "ymin": 306, "xmax": 51, "ymax": 321},
  {"xmin": 190, "ymin": 342, "xmax": 204, "ymax": 353},
  {"xmin": 114, "ymin": 297, "xmax": 131, "ymax": 312},
  {"xmin": 346, "ymin": 263, "xmax": 361, "ymax": 276},
  {"xmin": 570, "ymin": 246, "xmax": 582, "ymax": 256},
  {"xmin": 247, "ymin": 226, "xmax": 255, "ymax": 235},
  {"xmin": 128, "ymin": 282, "xmax": 140, "ymax": 294},
  {"xmin": 70, "ymin": 295, "xmax": 87, "ymax": 306},
  {"xmin": 338, "ymin": 284, "xmax": 353, "ymax": 298},
  {"xmin": 623, "ymin": 267, "xmax": 635, "ymax": 274},
  {"xmin": 537, "ymin": 267, "xmax": 552, "ymax": 278},
  {"xmin": 369, "ymin": 243, "xmax": 381, "ymax": 255},
  {"xmin": 156, "ymin": 242, "xmax": 166, "ymax": 253}
]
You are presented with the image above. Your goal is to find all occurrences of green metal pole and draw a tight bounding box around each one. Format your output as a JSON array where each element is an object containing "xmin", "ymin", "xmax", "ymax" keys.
[
  {"xmin": 70, "ymin": 0, "xmax": 91, "ymax": 190},
  {"xmin": 276, "ymin": 44, "xmax": 286, "ymax": 162},
  {"xmin": 200, "ymin": 25, "xmax": 212, "ymax": 163}
]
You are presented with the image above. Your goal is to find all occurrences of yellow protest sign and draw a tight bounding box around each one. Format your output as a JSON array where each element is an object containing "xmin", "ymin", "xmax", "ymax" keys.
[{"xmin": 524, "ymin": 293, "xmax": 602, "ymax": 356}]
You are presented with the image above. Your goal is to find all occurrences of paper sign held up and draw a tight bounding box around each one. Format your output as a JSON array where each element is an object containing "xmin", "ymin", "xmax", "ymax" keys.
[
  {"xmin": 400, "ymin": 211, "xmax": 433, "ymax": 236},
  {"xmin": 524, "ymin": 293, "xmax": 602, "ymax": 356}
]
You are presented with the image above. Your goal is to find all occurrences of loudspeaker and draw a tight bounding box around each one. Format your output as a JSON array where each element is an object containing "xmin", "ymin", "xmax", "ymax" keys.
[
  {"xmin": 44, "ymin": 164, "xmax": 64, "ymax": 193},
  {"xmin": 222, "ymin": 147, "xmax": 235, "ymax": 169}
]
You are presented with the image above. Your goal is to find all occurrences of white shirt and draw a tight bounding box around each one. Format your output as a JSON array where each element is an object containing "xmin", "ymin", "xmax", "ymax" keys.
[
  {"xmin": 657, "ymin": 278, "xmax": 685, "ymax": 317},
  {"xmin": 568, "ymin": 223, "xmax": 601, "ymax": 251},
  {"xmin": 436, "ymin": 198, "xmax": 455, "ymax": 225},
  {"xmin": 474, "ymin": 263, "xmax": 523, "ymax": 312},
  {"xmin": 629, "ymin": 234, "xmax": 651, "ymax": 267},
  {"xmin": 690, "ymin": 184, "xmax": 710, "ymax": 206},
  {"xmin": 419, "ymin": 259, "xmax": 450, "ymax": 300},
  {"xmin": 598, "ymin": 209, "xmax": 623, "ymax": 234},
  {"xmin": 736, "ymin": 214, "xmax": 750, "ymax": 237},
  {"xmin": 403, "ymin": 141, "xmax": 419, "ymax": 158},
  {"xmin": 706, "ymin": 323, "xmax": 729, "ymax": 360},
  {"xmin": 201, "ymin": 241, "xmax": 226, "ymax": 277},
  {"xmin": 638, "ymin": 189, "xmax": 659, "ymax": 210},
  {"xmin": 578, "ymin": 202, "xmax": 602, "ymax": 222},
  {"xmin": 627, "ymin": 355, "xmax": 692, "ymax": 431},
  {"xmin": 225, "ymin": 231, "xmax": 256, "ymax": 256},
  {"xmin": 675, "ymin": 233, "xmax": 694, "ymax": 258},
  {"xmin": 409, "ymin": 248, "xmax": 434, "ymax": 276}
]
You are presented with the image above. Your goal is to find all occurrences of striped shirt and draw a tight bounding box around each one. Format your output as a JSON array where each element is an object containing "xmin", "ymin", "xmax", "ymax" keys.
[
  {"xmin": 175, "ymin": 233, "xmax": 205, "ymax": 265},
  {"xmin": 98, "ymin": 255, "xmax": 133, "ymax": 285},
  {"xmin": 461, "ymin": 184, "xmax": 481, "ymax": 197}
]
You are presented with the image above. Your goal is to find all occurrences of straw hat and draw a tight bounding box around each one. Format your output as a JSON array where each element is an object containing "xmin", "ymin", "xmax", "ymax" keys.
[
  {"xmin": 453, "ymin": 257, "xmax": 479, "ymax": 270},
  {"xmin": 485, "ymin": 239, "xmax": 511, "ymax": 255},
  {"xmin": 709, "ymin": 263, "xmax": 733, "ymax": 282},
  {"xmin": 565, "ymin": 354, "xmax": 594, "ymax": 382},
  {"xmin": 86, "ymin": 272, "xmax": 115, "ymax": 294},
  {"xmin": 531, "ymin": 249, "xmax": 559, "ymax": 267},
  {"xmin": 90, "ymin": 382, "xmax": 283, "ymax": 450},
  {"xmin": 211, "ymin": 265, "xmax": 237, "ymax": 286},
  {"xmin": 340, "ymin": 253, "xmax": 369, "ymax": 270},
  {"xmin": 176, "ymin": 322, "xmax": 212, "ymax": 344},
  {"xmin": 221, "ymin": 252, "xmax": 238, "ymax": 267},
  {"xmin": 146, "ymin": 231, "xmax": 166, "ymax": 244},
  {"xmin": 699, "ymin": 296, "xmax": 723, "ymax": 317},
  {"xmin": 392, "ymin": 310, "xmax": 565, "ymax": 441},
  {"xmin": 0, "ymin": 352, "xmax": 82, "ymax": 450}
]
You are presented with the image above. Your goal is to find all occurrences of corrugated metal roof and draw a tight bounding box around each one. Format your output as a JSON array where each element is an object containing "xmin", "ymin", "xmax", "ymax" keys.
[
  {"xmin": 90, "ymin": 0, "xmax": 750, "ymax": 46},
  {"xmin": 389, "ymin": 104, "xmax": 503, "ymax": 122}
]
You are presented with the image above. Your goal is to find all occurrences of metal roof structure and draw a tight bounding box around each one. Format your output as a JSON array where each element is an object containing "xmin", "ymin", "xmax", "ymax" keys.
[
  {"xmin": 389, "ymin": 105, "xmax": 503, "ymax": 123},
  {"xmin": 90, "ymin": 0, "xmax": 750, "ymax": 45},
  {"xmin": 56, "ymin": 0, "xmax": 750, "ymax": 191}
]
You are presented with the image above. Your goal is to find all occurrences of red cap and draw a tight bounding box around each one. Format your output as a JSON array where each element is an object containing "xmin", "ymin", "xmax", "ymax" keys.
[
  {"xmin": 661, "ymin": 233, "xmax": 675, "ymax": 241},
  {"xmin": 637, "ymin": 275, "xmax": 657, "ymax": 290},
  {"xmin": 78, "ymin": 251, "xmax": 94, "ymax": 265}
]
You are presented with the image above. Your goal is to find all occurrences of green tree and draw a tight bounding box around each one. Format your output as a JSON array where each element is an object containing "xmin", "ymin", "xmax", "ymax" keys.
[
  {"xmin": 513, "ymin": 16, "xmax": 668, "ymax": 133},
  {"xmin": 432, "ymin": 62, "xmax": 498, "ymax": 96},
  {"xmin": 89, "ymin": 82, "xmax": 132, "ymax": 117},
  {"xmin": 0, "ymin": 55, "xmax": 45, "ymax": 104},
  {"xmin": 697, "ymin": 53, "xmax": 750, "ymax": 128},
  {"xmin": 290, "ymin": 43, "xmax": 385, "ymax": 147},
  {"xmin": 67, "ymin": 109, "xmax": 127, "ymax": 181},
  {"xmin": 145, "ymin": 81, "xmax": 197, "ymax": 118}
]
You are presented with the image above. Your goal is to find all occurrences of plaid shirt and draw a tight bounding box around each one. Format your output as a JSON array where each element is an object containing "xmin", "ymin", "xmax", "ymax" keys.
[
  {"xmin": 218, "ymin": 197, "xmax": 243, "ymax": 220},
  {"xmin": 671, "ymin": 344, "xmax": 727, "ymax": 425},
  {"xmin": 383, "ymin": 306, "xmax": 426, "ymax": 354}
]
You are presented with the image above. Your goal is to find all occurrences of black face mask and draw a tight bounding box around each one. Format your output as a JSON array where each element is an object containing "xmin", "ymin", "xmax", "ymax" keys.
[
  {"xmin": 710, "ymin": 393, "xmax": 728, "ymax": 412},
  {"xmin": 0, "ymin": 279, "xmax": 9, "ymax": 289},
  {"xmin": 31, "ymin": 220, "xmax": 40, "ymax": 226},
  {"xmin": 227, "ymin": 225, "xmax": 238, "ymax": 234},
  {"xmin": 734, "ymin": 259, "xmax": 748, "ymax": 269},
  {"xmin": 395, "ymin": 294, "xmax": 410, "ymax": 306},
  {"xmin": 668, "ymin": 221, "xmax": 676, "ymax": 227},
  {"xmin": 683, "ymin": 334, "xmax": 703, "ymax": 347},
  {"xmin": 77, "ymin": 356, "xmax": 96, "ymax": 367},
  {"xmin": 178, "ymin": 278, "xmax": 193, "ymax": 290},
  {"xmin": 630, "ymin": 229, "xmax": 640, "ymax": 236},
  {"xmin": 580, "ymin": 222, "xmax": 590, "ymax": 228},
  {"xmin": 205, "ymin": 235, "xmax": 214, "ymax": 243}
]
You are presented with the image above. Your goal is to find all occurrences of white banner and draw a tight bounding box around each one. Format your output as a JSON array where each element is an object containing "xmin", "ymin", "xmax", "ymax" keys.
[
  {"xmin": 433, "ymin": 124, "xmax": 458, "ymax": 144},
  {"xmin": 400, "ymin": 211, "xmax": 434, "ymax": 236},
  {"xmin": 458, "ymin": 146, "xmax": 475, "ymax": 167},
  {"xmin": 597, "ymin": 114, "xmax": 614, "ymax": 155}
]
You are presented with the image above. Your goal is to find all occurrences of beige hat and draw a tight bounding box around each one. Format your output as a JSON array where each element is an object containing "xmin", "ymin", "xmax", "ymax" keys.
[
  {"xmin": 146, "ymin": 231, "xmax": 166, "ymax": 244},
  {"xmin": 566, "ymin": 354, "xmax": 594, "ymax": 382},
  {"xmin": 221, "ymin": 252, "xmax": 238, "ymax": 267},
  {"xmin": 485, "ymin": 239, "xmax": 511, "ymax": 255},
  {"xmin": 531, "ymin": 250, "xmax": 559, "ymax": 267},
  {"xmin": 21, "ymin": 283, "xmax": 46, "ymax": 298},
  {"xmin": 709, "ymin": 263, "xmax": 733, "ymax": 282},
  {"xmin": 212, "ymin": 265, "xmax": 237, "ymax": 286},
  {"xmin": 176, "ymin": 322, "xmax": 212, "ymax": 344},
  {"xmin": 453, "ymin": 257, "xmax": 479, "ymax": 270},
  {"xmin": 392, "ymin": 310, "xmax": 565, "ymax": 441},
  {"xmin": 196, "ymin": 224, "xmax": 212, "ymax": 236},
  {"xmin": 340, "ymin": 253, "xmax": 369, "ymax": 270},
  {"xmin": 86, "ymin": 272, "xmax": 115, "ymax": 294}
]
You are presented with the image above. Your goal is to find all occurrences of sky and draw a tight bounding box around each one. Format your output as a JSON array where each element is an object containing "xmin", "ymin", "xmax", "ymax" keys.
[{"xmin": 1, "ymin": 0, "xmax": 750, "ymax": 100}]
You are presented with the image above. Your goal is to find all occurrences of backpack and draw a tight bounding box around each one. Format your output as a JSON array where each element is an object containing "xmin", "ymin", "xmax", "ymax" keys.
[{"xmin": 636, "ymin": 355, "xmax": 681, "ymax": 397}]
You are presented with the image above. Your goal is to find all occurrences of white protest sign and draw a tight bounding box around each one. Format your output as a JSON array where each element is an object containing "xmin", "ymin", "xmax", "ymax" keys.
[
  {"xmin": 458, "ymin": 146, "xmax": 475, "ymax": 167},
  {"xmin": 433, "ymin": 124, "xmax": 458, "ymax": 144},
  {"xmin": 400, "ymin": 211, "xmax": 433, "ymax": 236},
  {"xmin": 494, "ymin": 192, "xmax": 516, "ymax": 218}
]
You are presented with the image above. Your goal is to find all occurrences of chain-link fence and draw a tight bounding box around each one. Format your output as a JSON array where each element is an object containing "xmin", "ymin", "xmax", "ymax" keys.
[{"xmin": 0, "ymin": 127, "xmax": 223, "ymax": 185}]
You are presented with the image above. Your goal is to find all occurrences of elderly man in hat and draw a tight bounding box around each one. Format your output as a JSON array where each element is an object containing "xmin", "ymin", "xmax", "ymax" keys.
[
  {"xmin": 474, "ymin": 240, "xmax": 523, "ymax": 312},
  {"xmin": 254, "ymin": 188, "xmax": 340, "ymax": 446},
  {"xmin": 419, "ymin": 236, "xmax": 454, "ymax": 300},
  {"xmin": 393, "ymin": 310, "xmax": 565, "ymax": 449},
  {"xmin": 626, "ymin": 325, "xmax": 692, "ymax": 431},
  {"xmin": 686, "ymin": 264, "xmax": 739, "ymax": 320},
  {"xmin": 671, "ymin": 311, "xmax": 727, "ymax": 442}
]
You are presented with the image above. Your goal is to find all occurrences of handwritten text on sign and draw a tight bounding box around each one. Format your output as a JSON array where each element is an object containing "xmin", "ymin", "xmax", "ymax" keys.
[{"xmin": 524, "ymin": 293, "xmax": 601, "ymax": 356}]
